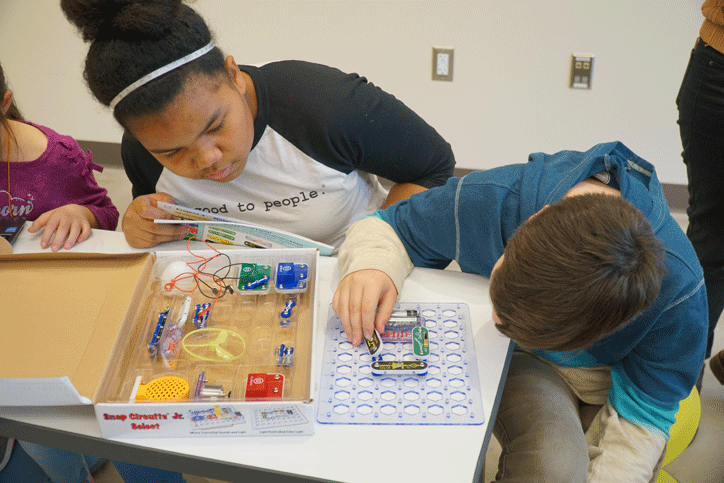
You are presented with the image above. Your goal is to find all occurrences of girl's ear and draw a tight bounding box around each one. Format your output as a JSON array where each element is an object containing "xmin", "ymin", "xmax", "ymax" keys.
[
  {"xmin": 224, "ymin": 55, "xmax": 245, "ymax": 94},
  {"xmin": 1, "ymin": 90, "xmax": 13, "ymax": 116}
]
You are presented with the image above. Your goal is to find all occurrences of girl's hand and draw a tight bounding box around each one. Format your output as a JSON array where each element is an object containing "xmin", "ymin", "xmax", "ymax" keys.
[
  {"xmin": 121, "ymin": 192, "xmax": 188, "ymax": 248},
  {"xmin": 27, "ymin": 204, "xmax": 97, "ymax": 251}
]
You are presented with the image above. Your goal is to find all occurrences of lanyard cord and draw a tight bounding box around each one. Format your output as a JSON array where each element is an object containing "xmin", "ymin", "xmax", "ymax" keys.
[
  {"xmin": 5, "ymin": 161, "xmax": 9, "ymax": 217},
  {"xmin": 2, "ymin": 124, "xmax": 11, "ymax": 217},
  {"xmin": 1, "ymin": 124, "xmax": 10, "ymax": 215},
  {"xmin": 5, "ymin": 157, "xmax": 8, "ymax": 215}
]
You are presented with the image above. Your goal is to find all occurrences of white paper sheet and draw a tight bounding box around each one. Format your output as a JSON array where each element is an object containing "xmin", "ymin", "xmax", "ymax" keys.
[{"xmin": 0, "ymin": 377, "xmax": 91, "ymax": 406}]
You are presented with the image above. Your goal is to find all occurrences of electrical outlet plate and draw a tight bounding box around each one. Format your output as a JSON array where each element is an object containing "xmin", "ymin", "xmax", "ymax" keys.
[
  {"xmin": 570, "ymin": 52, "xmax": 594, "ymax": 89},
  {"xmin": 432, "ymin": 47, "xmax": 454, "ymax": 82}
]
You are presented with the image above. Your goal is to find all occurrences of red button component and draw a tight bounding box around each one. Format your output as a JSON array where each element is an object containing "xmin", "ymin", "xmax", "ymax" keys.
[{"xmin": 245, "ymin": 373, "xmax": 284, "ymax": 400}]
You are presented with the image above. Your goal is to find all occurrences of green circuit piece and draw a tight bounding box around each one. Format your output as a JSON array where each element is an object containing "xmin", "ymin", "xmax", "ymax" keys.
[
  {"xmin": 237, "ymin": 263, "xmax": 272, "ymax": 291},
  {"xmin": 412, "ymin": 326, "xmax": 430, "ymax": 359}
]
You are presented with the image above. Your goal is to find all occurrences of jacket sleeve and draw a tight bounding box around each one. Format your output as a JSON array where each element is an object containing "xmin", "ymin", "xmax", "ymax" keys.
[
  {"xmin": 585, "ymin": 402, "xmax": 667, "ymax": 482},
  {"xmin": 378, "ymin": 171, "xmax": 519, "ymax": 274},
  {"xmin": 376, "ymin": 178, "xmax": 461, "ymax": 269},
  {"xmin": 587, "ymin": 274, "xmax": 707, "ymax": 481},
  {"xmin": 337, "ymin": 215, "xmax": 414, "ymax": 292},
  {"xmin": 336, "ymin": 176, "xmax": 487, "ymax": 296}
]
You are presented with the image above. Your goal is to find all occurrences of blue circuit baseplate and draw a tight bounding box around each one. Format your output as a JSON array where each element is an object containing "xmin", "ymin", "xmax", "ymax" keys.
[{"xmin": 317, "ymin": 303, "xmax": 485, "ymax": 425}]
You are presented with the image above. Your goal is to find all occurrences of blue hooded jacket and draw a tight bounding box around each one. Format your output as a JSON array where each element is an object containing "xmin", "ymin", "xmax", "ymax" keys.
[{"xmin": 377, "ymin": 141, "xmax": 706, "ymax": 437}]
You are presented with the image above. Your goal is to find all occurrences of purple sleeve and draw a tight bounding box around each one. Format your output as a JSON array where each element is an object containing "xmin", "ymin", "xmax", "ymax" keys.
[
  {"xmin": 8, "ymin": 123, "xmax": 120, "ymax": 229},
  {"xmin": 74, "ymin": 155, "xmax": 120, "ymax": 231}
]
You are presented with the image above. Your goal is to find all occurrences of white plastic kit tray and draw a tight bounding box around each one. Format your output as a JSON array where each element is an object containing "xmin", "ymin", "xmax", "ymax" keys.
[{"xmin": 317, "ymin": 302, "xmax": 485, "ymax": 425}]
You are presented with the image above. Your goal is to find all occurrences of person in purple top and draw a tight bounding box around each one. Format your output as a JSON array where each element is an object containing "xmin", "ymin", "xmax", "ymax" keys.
[
  {"xmin": 0, "ymin": 61, "xmax": 119, "ymax": 480},
  {"xmin": 1, "ymin": 61, "xmax": 118, "ymax": 251}
]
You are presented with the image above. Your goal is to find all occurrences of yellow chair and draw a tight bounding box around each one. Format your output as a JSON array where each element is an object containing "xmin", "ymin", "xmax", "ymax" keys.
[
  {"xmin": 657, "ymin": 469, "xmax": 678, "ymax": 483},
  {"xmin": 656, "ymin": 387, "xmax": 701, "ymax": 483}
]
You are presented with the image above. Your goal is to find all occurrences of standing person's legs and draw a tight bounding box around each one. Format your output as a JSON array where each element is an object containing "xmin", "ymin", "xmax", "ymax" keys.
[
  {"xmin": 677, "ymin": 40, "xmax": 724, "ymax": 360},
  {"xmin": 0, "ymin": 439, "xmax": 48, "ymax": 483},
  {"xmin": 112, "ymin": 461, "xmax": 186, "ymax": 483},
  {"xmin": 17, "ymin": 441, "xmax": 92, "ymax": 483},
  {"xmin": 492, "ymin": 351, "xmax": 588, "ymax": 482}
]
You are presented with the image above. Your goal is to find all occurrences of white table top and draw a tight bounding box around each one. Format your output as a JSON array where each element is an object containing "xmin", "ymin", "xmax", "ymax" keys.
[{"xmin": 1, "ymin": 229, "xmax": 512, "ymax": 483}]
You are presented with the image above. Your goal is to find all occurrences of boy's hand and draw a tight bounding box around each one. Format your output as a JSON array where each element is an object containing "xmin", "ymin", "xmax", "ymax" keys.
[
  {"xmin": 27, "ymin": 204, "xmax": 96, "ymax": 251},
  {"xmin": 333, "ymin": 269, "xmax": 398, "ymax": 346},
  {"xmin": 122, "ymin": 192, "xmax": 188, "ymax": 248}
]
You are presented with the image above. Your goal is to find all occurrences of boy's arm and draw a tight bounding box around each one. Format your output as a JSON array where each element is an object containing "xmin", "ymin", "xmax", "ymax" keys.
[
  {"xmin": 585, "ymin": 402, "xmax": 667, "ymax": 482},
  {"xmin": 334, "ymin": 175, "xmax": 466, "ymax": 343},
  {"xmin": 376, "ymin": 177, "xmax": 465, "ymax": 270},
  {"xmin": 587, "ymin": 279, "xmax": 707, "ymax": 482},
  {"xmin": 335, "ymin": 174, "xmax": 504, "ymax": 344},
  {"xmin": 338, "ymin": 215, "xmax": 414, "ymax": 292},
  {"xmin": 335, "ymin": 216, "xmax": 414, "ymax": 345}
]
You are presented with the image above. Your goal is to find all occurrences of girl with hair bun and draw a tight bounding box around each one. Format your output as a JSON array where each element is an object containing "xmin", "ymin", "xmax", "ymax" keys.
[{"xmin": 61, "ymin": 0, "xmax": 455, "ymax": 250}]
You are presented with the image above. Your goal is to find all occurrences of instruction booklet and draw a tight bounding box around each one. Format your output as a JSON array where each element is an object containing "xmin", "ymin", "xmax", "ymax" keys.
[{"xmin": 155, "ymin": 201, "xmax": 334, "ymax": 256}]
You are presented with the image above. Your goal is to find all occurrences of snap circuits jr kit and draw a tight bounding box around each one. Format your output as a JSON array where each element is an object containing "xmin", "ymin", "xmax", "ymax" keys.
[{"xmin": 94, "ymin": 244, "xmax": 318, "ymax": 438}]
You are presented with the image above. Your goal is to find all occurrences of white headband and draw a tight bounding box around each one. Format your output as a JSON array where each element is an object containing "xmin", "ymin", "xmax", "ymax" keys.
[{"xmin": 109, "ymin": 41, "xmax": 215, "ymax": 110}]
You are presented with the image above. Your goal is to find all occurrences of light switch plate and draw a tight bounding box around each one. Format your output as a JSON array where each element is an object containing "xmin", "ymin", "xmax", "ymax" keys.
[
  {"xmin": 570, "ymin": 52, "xmax": 594, "ymax": 89},
  {"xmin": 432, "ymin": 47, "xmax": 454, "ymax": 81}
]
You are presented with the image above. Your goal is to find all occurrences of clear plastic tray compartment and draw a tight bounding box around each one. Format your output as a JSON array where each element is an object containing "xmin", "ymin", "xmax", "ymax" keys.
[
  {"xmin": 112, "ymin": 248, "xmax": 316, "ymax": 404},
  {"xmin": 155, "ymin": 249, "xmax": 314, "ymax": 296}
]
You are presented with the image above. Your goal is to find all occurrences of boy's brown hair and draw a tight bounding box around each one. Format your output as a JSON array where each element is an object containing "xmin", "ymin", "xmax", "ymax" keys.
[{"xmin": 489, "ymin": 192, "xmax": 666, "ymax": 352}]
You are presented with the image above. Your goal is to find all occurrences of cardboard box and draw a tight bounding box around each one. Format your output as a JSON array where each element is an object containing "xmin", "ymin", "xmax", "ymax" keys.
[{"xmin": 0, "ymin": 248, "xmax": 318, "ymax": 438}]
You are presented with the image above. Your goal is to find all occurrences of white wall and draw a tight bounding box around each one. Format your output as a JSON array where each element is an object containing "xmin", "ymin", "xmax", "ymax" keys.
[{"xmin": 0, "ymin": 1, "xmax": 703, "ymax": 184}]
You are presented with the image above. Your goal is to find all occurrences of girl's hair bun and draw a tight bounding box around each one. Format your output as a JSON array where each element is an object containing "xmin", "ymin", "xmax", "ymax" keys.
[
  {"xmin": 61, "ymin": 0, "xmax": 183, "ymax": 42},
  {"xmin": 61, "ymin": 0, "xmax": 221, "ymax": 125}
]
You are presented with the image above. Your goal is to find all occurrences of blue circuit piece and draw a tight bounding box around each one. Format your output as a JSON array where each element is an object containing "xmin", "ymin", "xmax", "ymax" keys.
[
  {"xmin": 275, "ymin": 344, "xmax": 294, "ymax": 367},
  {"xmin": 276, "ymin": 263, "xmax": 308, "ymax": 290},
  {"xmin": 281, "ymin": 299, "xmax": 296, "ymax": 318},
  {"xmin": 244, "ymin": 275, "xmax": 270, "ymax": 290},
  {"xmin": 193, "ymin": 303, "xmax": 211, "ymax": 329},
  {"xmin": 279, "ymin": 299, "xmax": 296, "ymax": 327},
  {"xmin": 148, "ymin": 307, "xmax": 169, "ymax": 359},
  {"xmin": 275, "ymin": 344, "xmax": 286, "ymax": 366},
  {"xmin": 283, "ymin": 346, "xmax": 295, "ymax": 367}
]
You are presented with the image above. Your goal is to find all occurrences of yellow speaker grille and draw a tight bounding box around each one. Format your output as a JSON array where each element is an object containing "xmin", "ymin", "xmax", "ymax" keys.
[{"xmin": 137, "ymin": 376, "xmax": 190, "ymax": 401}]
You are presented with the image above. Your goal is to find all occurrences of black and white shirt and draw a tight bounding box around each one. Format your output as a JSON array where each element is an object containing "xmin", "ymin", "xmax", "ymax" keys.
[{"xmin": 122, "ymin": 60, "xmax": 455, "ymax": 248}]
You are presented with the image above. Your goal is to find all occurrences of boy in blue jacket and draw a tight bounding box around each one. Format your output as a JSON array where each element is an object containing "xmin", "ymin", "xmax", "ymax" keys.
[{"xmin": 333, "ymin": 142, "xmax": 707, "ymax": 482}]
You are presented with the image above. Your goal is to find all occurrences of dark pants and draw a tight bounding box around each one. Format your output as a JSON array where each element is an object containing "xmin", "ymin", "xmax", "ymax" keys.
[
  {"xmin": 676, "ymin": 38, "xmax": 724, "ymax": 358},
  {"xmin": 112, "ymin": 461, "xmax": 186, "ymax": 483}
]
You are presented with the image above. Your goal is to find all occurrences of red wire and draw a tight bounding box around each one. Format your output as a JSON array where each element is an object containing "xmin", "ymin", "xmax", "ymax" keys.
[{"xmin": 163, "ymin": 236, "xmax": 227, "ymax": 315}]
